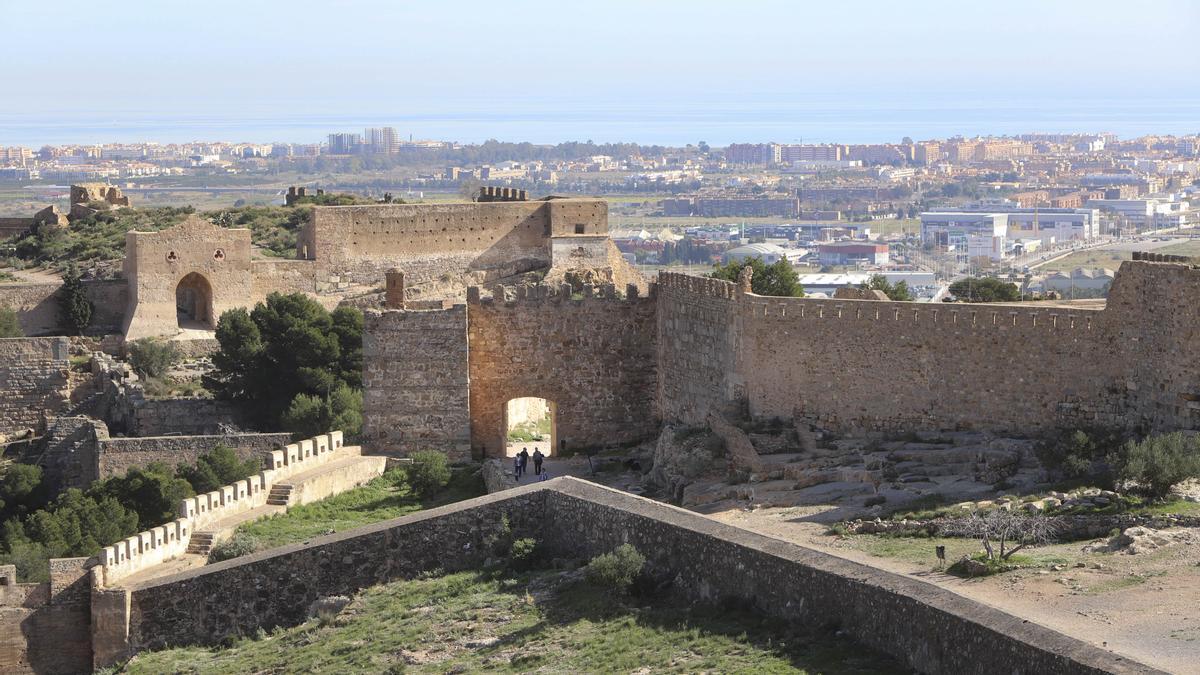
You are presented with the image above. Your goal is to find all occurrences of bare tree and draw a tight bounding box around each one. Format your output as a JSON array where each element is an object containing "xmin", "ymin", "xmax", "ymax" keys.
[{"xmin": 946, "ymin": 510, "xmax": 1058, "ymax": 561}]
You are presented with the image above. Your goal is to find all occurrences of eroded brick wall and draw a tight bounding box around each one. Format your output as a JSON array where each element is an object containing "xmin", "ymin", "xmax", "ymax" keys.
[
  {"xmin": 97, "ymin": 433, "xmax": 290, "ymax": 480},
  {"xmin": 0, "ymin": 337, "xmax": 69, "ymax": 434}
]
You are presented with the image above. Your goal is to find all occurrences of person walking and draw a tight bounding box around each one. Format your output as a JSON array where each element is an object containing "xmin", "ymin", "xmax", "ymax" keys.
[
  {"xmin": 513, "ymin": 454, "xmax": 521, "ymax": 480},
  {"xmin": 532, "ymin": 448, "xmax": 545, "ymax": 476},
  {"xmin": 518, "ymin": 448, "xmax": 530, "ymax": 478}
]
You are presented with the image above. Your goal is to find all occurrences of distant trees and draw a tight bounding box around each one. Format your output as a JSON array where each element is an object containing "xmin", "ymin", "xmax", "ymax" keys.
[
  {"xmin": 859, "ymin": 274, "xmax": 912, "ymax": 301},
  {"xmin": 948, "ymin": 277, "xmax": 1020, "ymax": 302},
  {"xmin": 57, "ymin": 266, "xmax": 92, "ymax": 335},
  {"xmin": 204, "ymin": 293, "xmax": 363, "ymax": 437},
  {"xmin": 711, "ymin": 258, "xmax": 804, "ymax": 297}
]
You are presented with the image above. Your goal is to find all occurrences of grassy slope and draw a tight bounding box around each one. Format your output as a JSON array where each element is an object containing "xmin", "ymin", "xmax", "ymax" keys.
[
  {"xmin": 122, "ymin": 568, "xmax": 899, "ymax": 674},
  {"xmin": 235, "ymin": 467, "xmax": 484, "ymax": 550}
]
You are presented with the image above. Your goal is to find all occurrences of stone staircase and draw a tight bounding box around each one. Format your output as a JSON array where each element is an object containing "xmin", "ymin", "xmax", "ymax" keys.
[
  {"xmin": 186, "ymin": 532, "xmax": 216, "ymax": 556},
  {"xmin": 266, "ymin": 484, "xmax": 294, "ymax": 506}
]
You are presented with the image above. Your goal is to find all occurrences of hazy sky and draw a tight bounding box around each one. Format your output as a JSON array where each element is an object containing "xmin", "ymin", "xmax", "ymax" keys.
[{"xmin": 1, "ymin": 0, "xmax": 1198, "ymax": 143}]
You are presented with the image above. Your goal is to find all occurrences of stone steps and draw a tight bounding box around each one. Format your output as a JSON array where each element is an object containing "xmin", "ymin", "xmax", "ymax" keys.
[
  {"xmin": 186, "ymin": 532, "xmax": 215, "ymax": 556},
  {"xmin": 266, "ymin": 484, "xmax": 293, "ymax": 506}
]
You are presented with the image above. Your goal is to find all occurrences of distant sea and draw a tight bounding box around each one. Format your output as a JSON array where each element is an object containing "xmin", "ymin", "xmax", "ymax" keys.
[{"xmin": 2, "ymin": 95, "xmax": 1198, "ymax": 146}]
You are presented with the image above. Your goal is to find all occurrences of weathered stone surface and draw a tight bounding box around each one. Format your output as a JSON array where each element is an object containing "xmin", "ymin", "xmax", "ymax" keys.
[{"xmin": 0, "ymin": 337, "xmax": 70, "ymax": 434}]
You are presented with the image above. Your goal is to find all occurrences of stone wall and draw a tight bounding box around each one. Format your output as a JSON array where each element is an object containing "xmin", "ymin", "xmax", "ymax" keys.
[
  {"xmin": 467, "ymin": 283, "xmax": 659, "ymax": 457},
  {"xmin": 0, "ymin": 279, "xmax": 126, "ymax": 336},
  {"xmin": 0, "ymin": 558, "xmax": 93, "ymax": 674},
  {"xmin": 363, "ymin": 305, "xmax": 472, "ymax": 460},
  {"xmin": 97, "ymin": 432, "xmax": 290, "ymax": 480},
  {"xmin": 301, "ymin": 199, "xmax": 608, "ymax": 289},
  {"xmin": 656, "ymin": 261, "xmax": 1200, "ymax": 436},
  {"xmin": 0, "ymin": 337, "xmax": 70, "ymax": 435},
  {"xmin": 108, "ymin": 479, "xmax": 1148, "ymax": 674}
]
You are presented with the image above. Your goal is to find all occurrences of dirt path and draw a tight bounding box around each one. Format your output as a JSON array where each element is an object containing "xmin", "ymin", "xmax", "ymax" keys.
[{"xmin": 711, "ymin": 507, "xmax": 1200, "ymax": 674}]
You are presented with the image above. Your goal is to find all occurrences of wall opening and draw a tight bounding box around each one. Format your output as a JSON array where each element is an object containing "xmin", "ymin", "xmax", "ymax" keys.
[
  {"xmin": 176, "ymin": 272, "xmax": 214, "ymax": 329},
  {"xmin": 503, "ymin": 396, "xmax": 556, "ymax": 459}
]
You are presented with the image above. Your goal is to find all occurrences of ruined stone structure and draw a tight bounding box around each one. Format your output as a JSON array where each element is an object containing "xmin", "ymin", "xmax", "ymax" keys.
[
  {"xmin": 70, "ymin": 183, "xmax": 129, "ymax": 208},
  {"xmin": 71, "ymin": 478, "xmax": 1152, "ymax": 674},
  {"xmin": 0, "ymin": 337, "xmax": 70, "ymax": 433},
  {"xmin": 112, "ymin": 197, "xmax": 630, "ymax": 339},
  {"xmin": 363, "ymin": 259, "xmax": 1200, "ymax": 463}
]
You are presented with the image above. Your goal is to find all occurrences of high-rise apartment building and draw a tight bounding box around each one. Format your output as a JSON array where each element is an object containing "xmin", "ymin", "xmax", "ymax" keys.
[
  {"xmin": 779, "ymin": 144, "xmax": 843, "ymax": 163},
  {"xmin": 364, "ymin": 127, "xmax": 399, "ymax": 154},
  {"xmin": 327, "ymin": 133, "xmax": 363, "ymax": 155},
  {"xmin": 725, "ymin": 143, "xmax": 780, "ymax": 165}
]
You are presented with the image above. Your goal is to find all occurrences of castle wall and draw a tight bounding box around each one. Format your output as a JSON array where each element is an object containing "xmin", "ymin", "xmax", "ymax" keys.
[
  {"xmin": 362, "ymin": 306, "xmax": 472, "ymax": 461},
  {"xmin": 96, "ymin": 433, "xmax": 290, "ymax": 481},
  {"xmin": 0, "ymin": 337, "xmax": 70, "ymax": 434},
  {"xmin": 655, "ymin": 274, "xmax": 740, "ymax": 425},
  {"xmin": 111, "ymin": 479, "xmax": 1140, "ymax": 674},
  {"xmin": 467, "ymin": 285, "xmax": 659, "ymax": 457},
  {"xmin": 0, "ymin": 279, "xmax": 127, "ymax": 336},
  {"xmin": 654, "ymin": 261, "xmax": 1200, "ymax": 435},
  {"xmin": 302, "ymin": 199, "xmax": 608, "ymax": 289}
]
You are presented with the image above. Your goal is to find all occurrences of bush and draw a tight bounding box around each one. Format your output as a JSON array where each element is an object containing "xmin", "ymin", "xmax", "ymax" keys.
[
  {"xmin": 406, "ymin": 450, "xmax": 451, "ymax": 497},
  {"xmin": 280, "ymin": 385, "xmax": 363, "ymax": 440},
  {"xmin": 584, "ymin": 544, "xmax": 646, "ymax": 593},
  {"xmin": 127, "ymin": 338, "xmax": 181, "ymax": 379},
  {"xmin": 1109, "ymin": 432, "xmax": 1200, "ymax": 500},
  {"xmin": 207, "ymin": 532, "xmax": 260, "ymax": 563},
  {"xmin": 1035, "ymin": 429, "xmax": 1121, "ymax": 483},
  {"xmin": 0, "ymin": 306, "xmax": 22, "ymax": 338},
  {"xmin": 947, "ymin": 277, "xmax": 1020, "ymax": 303},
  {"xmin": 176, "ymin": 445, "xmax": 261, "ymax": 494},
  {"xmin": 710, "ymin": 257, "xmax": 804, "ymax": 297},
  {"xmin": 508, "ymin": 537, "xmax": 539, "ymax": 571}
]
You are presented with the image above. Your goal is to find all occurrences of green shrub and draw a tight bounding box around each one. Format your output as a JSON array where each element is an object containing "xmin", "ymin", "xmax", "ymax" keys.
[
  {"xmin": 1036, "ymin": 429, "xmax": 1121, "ymax": 483},
  {"xmin": 1109, "ymin": 432, "xmax": 1200, "ymax": 500},
  {"xmin": 406, "ymin": 450, "xmax": 451, "ymax": 497},
  {"xmin": 58, "ymin": 266, "xmax": 92, "ymax": 335},
  {"xmin": 585, "ymin": 544, "xmax": 646, "ymax": 593},
  {"xmin": 128, "ymin": 338, "xmax": 181, "ymax": 379},
  {"xmin": 207, "ymin": 532, "xmax": 260, "ymax": 563},
  {"xmin": 508, "ymin": 537, "xmax": 539, "ymax": 571},
  {"xmin": 176, "ymin": 445, "xmax": 260, "ymax": 494},
  {"xmin": 0, "ymin": 306, "xmax": 22, "ymax": 338},
  {"xmin": 280, "ymin": 385, "xmax": 362, "ymax": 440}
]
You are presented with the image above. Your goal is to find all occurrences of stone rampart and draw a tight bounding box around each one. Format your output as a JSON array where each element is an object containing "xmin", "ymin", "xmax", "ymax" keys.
[
  {"xmin": 0, "ymin": 337, "xmax": 70, "ymax": 435},
  {"xmin": 363, "ymin": 305, "xmax": 472, "ymax": 460},
  {"xmin": 0, "ymin": 279, "xmax": 126, "ymax": 336},
  {"xmin": 467, "ymin": 283, "xmax": 659, "ymax": 456},
  {"xmin": 300, "ymin": 199, "xmax": 608, "ymax": 288},
  {"xmin": 106, "ymin": 478, "xmax": 1154, "ymax": 674},
  {"xmin": 98, "ymin": 432, "xmax": 345, "ymax": 587},
  {"xmin": 656, "ymin": 261, "xmax": 1200, "ymax": 435}
]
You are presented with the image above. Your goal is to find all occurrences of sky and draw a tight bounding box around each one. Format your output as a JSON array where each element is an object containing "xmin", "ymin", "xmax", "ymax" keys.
[{"xmin": 1, "ymin": 0, "xmax": 1197, "ymax": 145}]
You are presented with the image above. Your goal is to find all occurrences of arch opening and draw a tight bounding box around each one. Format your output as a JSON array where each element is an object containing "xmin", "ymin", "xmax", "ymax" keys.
[
  {"xmin": 503, "ymin": 397, "xmax": 557, "ymax": 460},
  {"xmin": 176, "ymin": 272, "xmax": 214, "ymax": 329}
]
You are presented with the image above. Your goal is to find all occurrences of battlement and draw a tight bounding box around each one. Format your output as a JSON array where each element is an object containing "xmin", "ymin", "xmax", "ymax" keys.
[
  {"xmin": 657, "ymin": 272, "xmax": 737, "ymax": 299},
  {"xmin": 1131, "ymin": 250, "xmax": 1194, "ymax": 264},
  {"xmin": 466, "ymin": 280, "xmax": 655, "ymax": 304},
  {"xmin": 97, "ymin": 431, "xmax": 345, "ymax": 587},
  {"xmin": 476, "ymin": 185, "xmax": 528, "ymax": 202},
  {"xmin": 744, "ymin": 296, "xmax": 1098, "ymax": 332}
]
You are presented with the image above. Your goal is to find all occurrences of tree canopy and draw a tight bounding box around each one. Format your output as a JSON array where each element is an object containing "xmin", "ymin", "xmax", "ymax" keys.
[
  {"xmin": 204, "ymin": 293, "xmax": 363, "ymax": 435},
  {"xmin": 711, "ymin": 257, "xmax": 804, "ymax": 297},
  {"xmin": 859, "ymin": 274, "xmax": 912, "ymax": 301},
  {"xmin": 948, "ymin": 277, "xmax": 1020, "ymax": 303}
]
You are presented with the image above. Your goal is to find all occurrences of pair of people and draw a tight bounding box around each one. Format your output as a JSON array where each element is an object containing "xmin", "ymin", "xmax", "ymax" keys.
[{"xmin": 513, "ymin": 447, "xmax": 546, "ymax": 480}]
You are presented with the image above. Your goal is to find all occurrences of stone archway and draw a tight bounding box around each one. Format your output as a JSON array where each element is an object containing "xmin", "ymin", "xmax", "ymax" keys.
[
  {"xmin": 175, "ymin": 272, "xmax": 214, "ymax": 329},
  {"xmin": 502, "ymin": 397, "xmax": 557, "ymax": 458}
]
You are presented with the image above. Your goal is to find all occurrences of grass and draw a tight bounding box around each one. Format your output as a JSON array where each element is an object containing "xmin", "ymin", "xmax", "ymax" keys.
[
  {"xmin": 843, "ymin": 534, "xmax": 1070, "ymax": 571},
  {"xmin": 234, "ymin": 467, "xmax": 484, "ymax": 551},
  {"xmin": 120, "ymin": 568, "xmax": 901, "ymax": 674},
  {"xmin": 1036, "ymin": 249, "xmax": 1129, "ymax": 272}
]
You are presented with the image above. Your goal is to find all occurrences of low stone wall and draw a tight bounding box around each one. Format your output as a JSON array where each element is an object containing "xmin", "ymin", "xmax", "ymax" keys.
[
  {"xmin": 0, "ymin": 279, "xmax": 126, "ymax": 336},
  {"xmin": 109, "ymin": 478, "xmax": 1155, "ymax": 674},
  {"xmin": 287, "ymin": 454, "xmax": 387, "ymax": 507},
  {"xmin": 130, "ymin": 398, "xmax": 242, "ymax": 437},
  {"xmin": 97, "ymin": 433, "xmax": 290, "ymax": 480}
]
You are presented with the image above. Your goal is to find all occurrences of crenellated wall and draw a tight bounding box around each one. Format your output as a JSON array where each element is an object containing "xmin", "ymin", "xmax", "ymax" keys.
[{"xmin": 656, "ymin": 260, "xmax": 1200, "ymax": 435}]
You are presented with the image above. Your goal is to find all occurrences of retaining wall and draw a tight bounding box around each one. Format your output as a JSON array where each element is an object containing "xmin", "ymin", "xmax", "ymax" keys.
[
  {"xmin": 0, "ymin": 337, "xmax": 70, "ymax": 435},
  {"xmin": 105, "ymin": 478, "xmax": 1155, "ymax": 674}
]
